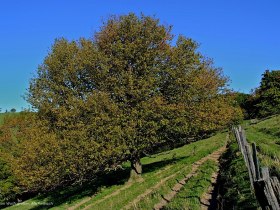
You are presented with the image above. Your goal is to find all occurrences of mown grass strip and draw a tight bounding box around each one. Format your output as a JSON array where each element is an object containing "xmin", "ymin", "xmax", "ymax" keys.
[{"xmin": 161, "ymin": 160, "xmax": 218, "ymax": 210}]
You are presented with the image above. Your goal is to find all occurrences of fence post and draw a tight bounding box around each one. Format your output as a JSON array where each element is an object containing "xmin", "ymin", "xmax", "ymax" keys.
[
  {"xmin": 252, "ymin": 142, "xmax": 261, "ymax": 181},
  {"xmin": 234, "ymin": 127, "xmax": 244, "ymax": 156},
  {"xmin": 270, "ymin": 177, "xmax": 280, "ymax": 204},
  {"xmin": 245, "ymin": 144, "xmax": 256, "ymax": 185},
  {"xmin": 233, "ymin": 126, "xmax": 280, "ymax": 210},
  {"xmin": 262, "ymin": 167, "xmax": 280, "ymax": 210}
]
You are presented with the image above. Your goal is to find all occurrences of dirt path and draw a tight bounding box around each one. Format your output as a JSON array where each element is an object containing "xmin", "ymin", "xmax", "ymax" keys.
[
  {"xmin": 68, "ymin": 182, "xmax": 134, "ymax": 210},
  {"xmin": 122, "ymin": 146, "xmax": 226, "ymax": 210},
  {"xmin": 68, "ymin": 197, "xmax": 92, "ymax": 210},
  {"xmin": 200, "ymin": 171, "xmax": 219, "ymax": 210},
  {"xmin": 82, "ymin": 182, "xmax": 135, "ymax": 210},
  {"xmin": 69, "ymin": 145, "xmax": 226, "ymax": 210},
  {"xmin": 68, "ymin": 163, "xmax": 173, "ymax": 210},
  {"xmin": 122, "ymin": 165, "xmax": 186, "ymax": 209},
  {"xmin": 153, "ymin": 145, "xmax": 226, "ymax": 210}
]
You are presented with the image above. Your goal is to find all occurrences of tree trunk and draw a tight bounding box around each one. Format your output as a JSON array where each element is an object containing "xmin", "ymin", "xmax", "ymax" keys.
[{"xmin": 129, "ymin": 157, "xmax": 142, "ymax": 181}]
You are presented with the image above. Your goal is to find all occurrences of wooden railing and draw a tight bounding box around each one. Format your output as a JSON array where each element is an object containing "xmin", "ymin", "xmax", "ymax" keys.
[{"xmin": 233, "ymin": 126, "xmax": 280, "ymax": 210}]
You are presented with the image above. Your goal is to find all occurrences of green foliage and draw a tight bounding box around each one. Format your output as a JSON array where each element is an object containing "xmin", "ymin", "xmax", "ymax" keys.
[
  {"xmin": 255, "ymin": 70, "xmax": 280, "ymax": 117},
  {"xmin": 2, "ymin": 13, "xmax": 242, "ymax": 201},
  {"xmin": 0, "ymin": 113, "xmax": 30, "ymax": 203},
  {"xmin": 13, "ymin": 100, "xmax": 124, "ymax": 192},
  {"xmin": 234, "ymin": 70, "xmax": 280, "ymax": 119},
  {"xmin": 161, "ymin": 35, "xmax": 242, "ymax": 136},
  {"xmin": 234, "ymin": 92, "xmax": 257, "ymax": 119}
]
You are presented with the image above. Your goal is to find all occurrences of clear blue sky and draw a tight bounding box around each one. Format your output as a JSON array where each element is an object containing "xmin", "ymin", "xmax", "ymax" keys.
[{"xmin": 0, "ymin": 0, "xmax": 279, "ymax": 112}]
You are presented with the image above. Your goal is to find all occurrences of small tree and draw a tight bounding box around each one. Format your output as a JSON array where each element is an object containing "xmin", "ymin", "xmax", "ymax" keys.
[{"xmin": 10, "ymin": 108, "xmax": 16, "ymax": 113}]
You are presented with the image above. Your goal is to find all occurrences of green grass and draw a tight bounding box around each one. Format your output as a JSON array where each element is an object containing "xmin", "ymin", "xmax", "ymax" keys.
[
  {"xmin": 244, "ymin": 115, "xmax": 280, "ymax": 176},
  {"xmin": 219, "ymin": 139, "xmax": 259, "ymax": 209},
  {"xmin": 217, "ymin": 115, "xmax": 280, "ymax": 209},
  {"xmin": 4, "ymin": 132, "xmax": 227, "ymax": 210},
  {"xmin": 162, "ymin": 160, "xmax": 218, "ymax": 210}
]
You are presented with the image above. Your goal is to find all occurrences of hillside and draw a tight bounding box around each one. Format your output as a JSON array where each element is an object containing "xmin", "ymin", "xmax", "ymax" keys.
[
  {"xmin": 5, "ymin": 132, "xmax": 227, "ymax": 210},
  {"xmin": 3, "ymin": 115, "xmax": 280, "ymax": 209},
  {"xmin": 217, "ymin": 115, "xmax": 280, "ymax": 209},
  {"xmin": 245, "ymin": 115, "xmax": 280, "ymax": 177}
]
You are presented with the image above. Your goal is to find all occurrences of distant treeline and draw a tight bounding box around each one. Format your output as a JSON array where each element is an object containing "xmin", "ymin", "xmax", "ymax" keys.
[{"xmin": 235, "ymin": 70, "xmax": 280, "ymax": 119}]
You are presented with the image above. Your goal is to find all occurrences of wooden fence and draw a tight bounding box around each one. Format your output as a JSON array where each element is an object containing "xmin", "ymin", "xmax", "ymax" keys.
[{"xmin": 233, "ymin": 126, "xmax": 280, "ymax": 210}]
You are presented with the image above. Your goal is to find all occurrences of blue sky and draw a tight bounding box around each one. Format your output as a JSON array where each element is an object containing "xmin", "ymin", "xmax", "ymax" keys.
[{"xmin": 0, "ymin": 0, "xmax": 279, "ymax": 112}]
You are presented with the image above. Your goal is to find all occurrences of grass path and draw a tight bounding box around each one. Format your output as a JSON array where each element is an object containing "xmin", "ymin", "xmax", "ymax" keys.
[
  {"xmin": 153, "ymin": 145, "xmax": 226, "ymax": 210},
  {"xmin": 70, "ymin": 164, "xmax": 173, "ymax": 210},
  {"xmin": 82, "ymin": 182, "xmax": 134, "ymax": 210},
  {"xmin": 200, "ymin": 171, "xmax": 219, "ymax": 209},
  {"xmin": 122, "ymin": 165, "xmax": 187, "ymax": 209}
]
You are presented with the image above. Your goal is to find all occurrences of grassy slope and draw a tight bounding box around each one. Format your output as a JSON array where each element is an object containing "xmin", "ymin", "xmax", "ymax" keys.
[
  {"xmin": 163, "ymin": 159, "xmax": 218, "ymax": 210},
  {"xmin": 244, "ymin": 115, "xmax": 280, "ymax": 176},
  {"xmin": 219, "ymin": 139, "xmax": 259, "ymax": 209},
  {"xmin": 5, "ymin": 132, "xmax": 227, "ymax": 210},
  {"xmin": 217, "ymin": 115, "xmax": 280, "ymax": 209}
]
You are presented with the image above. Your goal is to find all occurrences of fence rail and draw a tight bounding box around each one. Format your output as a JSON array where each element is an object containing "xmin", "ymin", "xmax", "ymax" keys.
[{"xmin": 233, "ymin": 126, "xmax": 280, "ymax": 210}]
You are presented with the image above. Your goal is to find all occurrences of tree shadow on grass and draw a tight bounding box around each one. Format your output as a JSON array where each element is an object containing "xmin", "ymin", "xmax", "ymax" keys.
[
  {"xmin": 29, "ymin": 167, "xmax": 131, "ymax": 210},
  {"xmin": 142, "ymin": 156, "xmax": 189, "ymax": 174},
  {"xmin": 26, "ymin": 156, "xmax": 187, "ymax": 209}
]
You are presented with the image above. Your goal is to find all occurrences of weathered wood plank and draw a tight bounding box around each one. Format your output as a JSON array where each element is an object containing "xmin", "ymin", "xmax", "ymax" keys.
[
  {"xmin": 233, "ymin": 127, "xmax": 280, "ymax": 210},
  {"xmin": 252, "ymin": 142, "xmax": 261, "ymax": 180},
  {"xmin": 262, "ymin": 167, "xmax": 280, "ymax": 210},
  {"xmin": 271, "ymin": 176, "xmax": 280, "ymax": 204},
  {"xmin": 245, "ymin": 144, "xmax": 255, "ymax": 186}
]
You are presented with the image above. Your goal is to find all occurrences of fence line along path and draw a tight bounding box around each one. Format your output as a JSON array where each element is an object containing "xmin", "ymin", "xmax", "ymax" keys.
[{"xmin": 233, "ymin": 126, "xmax": 280, "ymax": 210}]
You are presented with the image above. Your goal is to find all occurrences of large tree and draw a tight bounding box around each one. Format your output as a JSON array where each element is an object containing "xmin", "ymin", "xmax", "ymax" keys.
[
  {"xmin": 27, "ymin": 13, "xmax": 240, "ymax": 180},
  {"xmin": 92, "ymin": 14, "xmax": 174, "ymax": 176}
]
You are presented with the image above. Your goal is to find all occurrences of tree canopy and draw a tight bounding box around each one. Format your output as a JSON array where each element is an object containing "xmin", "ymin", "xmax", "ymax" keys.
[
  {"xmin": 255, "ymin": 70, "xmax": 280, "ymax": 117},
  {"xmin": 236, "ymin": 70, "xmax": 280, "ymax": 119},
  {"xmin": 0, "ymin": 13, "xmax": 242, "ymax": 198}
]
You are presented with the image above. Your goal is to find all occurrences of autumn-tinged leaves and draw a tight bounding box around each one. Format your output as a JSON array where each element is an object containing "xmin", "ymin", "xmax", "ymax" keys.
[{"xmin": 0, "ymin": 13, "xmax": 242, "ymax": 200}]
